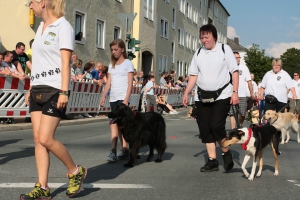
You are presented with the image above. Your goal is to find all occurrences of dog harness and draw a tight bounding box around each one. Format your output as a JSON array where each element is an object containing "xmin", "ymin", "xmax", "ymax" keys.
[{"xmin": 241, "ymin": 128, "xmax": 252, "ymax": 150}]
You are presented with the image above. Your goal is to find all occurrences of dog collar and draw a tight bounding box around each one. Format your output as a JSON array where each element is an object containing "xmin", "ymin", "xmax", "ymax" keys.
[{"xmin": 241, "ymin": 128, "xmax": 252, "ymax": 151}]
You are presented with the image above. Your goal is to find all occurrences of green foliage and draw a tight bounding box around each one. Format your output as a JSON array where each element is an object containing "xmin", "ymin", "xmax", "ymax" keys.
[
  {"xmin": 280, "ymin": 48, "xmax": 300, "ymax": 76},
  {"xmin": 244, "ymin": 44, "xmax": 272, "ymax": 83}
]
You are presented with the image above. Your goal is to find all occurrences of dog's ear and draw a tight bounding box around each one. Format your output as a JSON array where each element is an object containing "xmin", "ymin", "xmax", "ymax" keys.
[
  {"xmin": 238, "ymin": 130, "xmax": 245, "ymax": 136},
  {"xmin": 123, "ymin": 105, "xmax": 133, "ymax": 122}
]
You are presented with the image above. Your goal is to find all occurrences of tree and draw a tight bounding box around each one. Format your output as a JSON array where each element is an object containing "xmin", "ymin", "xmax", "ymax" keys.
[
  {"xmin": 280, "ymin": 48, "xmax": 300, "ymax": 77},
  {"xmin": 244, "ymin": 44, "xmax": 272, "ymax": 83}
]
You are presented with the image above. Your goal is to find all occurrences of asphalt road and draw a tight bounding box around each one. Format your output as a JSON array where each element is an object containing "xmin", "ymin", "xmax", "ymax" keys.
[{"xmin": 1, "ymin": 108, "xmax": 300, "ymax": 200}]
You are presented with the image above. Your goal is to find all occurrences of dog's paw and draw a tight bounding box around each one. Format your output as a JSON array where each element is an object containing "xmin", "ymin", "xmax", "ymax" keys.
[
  {"xmin": 284, "ymin": 141, "xmax": 289, "ymax": 144},
  {"xmin": 280, "ymin": 142, "xmax": 284, "ymax": 144},
  {"xmin": 155, "ymin": 158, "xmax": 162, "ymax": 162},
  {"xmin": 256, "ymin": 171, "xmax": 262, "ymax": 178},
  {"xmin": 274, "ymin": 171, "xmax": 279, "ymax": 176},
  {"xmin": 248, "ymin": 176, "xmax": 255, "ymax": 181},
  {"xmin": 124, "ymin": 163, "xmax": 134, "ymax": 168},
  {"xmin": 298, "ymin": 140, "xmax": 300, "ymax": 143}
]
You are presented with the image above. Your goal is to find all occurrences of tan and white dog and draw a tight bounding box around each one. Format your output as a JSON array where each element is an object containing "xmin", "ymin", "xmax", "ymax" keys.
[
  {"xmin": 264, "ymin": 110, "xmax": 300, "ymax": 144},
  {"xmin": 223, "ymin": 125, "xmax": 280, "ymax": 181}
]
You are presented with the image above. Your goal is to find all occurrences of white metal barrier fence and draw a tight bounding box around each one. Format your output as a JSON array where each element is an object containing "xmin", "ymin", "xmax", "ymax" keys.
[{"xmin": 0, "ymin": 76, "xmax": 194, "ymax": 117}]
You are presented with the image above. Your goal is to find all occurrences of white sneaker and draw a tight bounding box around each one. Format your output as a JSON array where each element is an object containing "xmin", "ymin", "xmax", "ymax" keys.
[
  {"xmin": 84, "ymin": 113, "xmax": 92, "ymax": 118},
  {"xmin": 74, "ymin": 114, "xmax": 84, "ymax": 119}
]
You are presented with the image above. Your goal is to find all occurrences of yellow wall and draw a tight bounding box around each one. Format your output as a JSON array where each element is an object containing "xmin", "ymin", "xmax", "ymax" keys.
[
  {"xmin": 0, "ymin": 0, "xmax": 36, "ymax": 52},
  {"xmin": 132, "ymin": 0, "xmax": 140, "ymax": 70}
]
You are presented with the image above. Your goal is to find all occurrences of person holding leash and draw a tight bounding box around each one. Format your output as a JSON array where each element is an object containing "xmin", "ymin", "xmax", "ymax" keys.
[
  {"xmin": 288, "ymin": 71, "xmax": 300, "ymax": 120},
  {"xmin": 182, "ymin": 24, "xmax": 239, "ymax": 172},
  {"xmin": 100, "ymin": 39, "xmax": 134, "ymax": 162},
  {"xmin": 20, "ymin": 0, "xmax": 87, "ymax": 199},
  {"xmin": 259, "ymin": 58, "xmax": 297, "ymax": 112}
]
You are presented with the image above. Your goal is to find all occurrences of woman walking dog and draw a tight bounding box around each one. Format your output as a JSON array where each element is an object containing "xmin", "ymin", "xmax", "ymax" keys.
[
  {"xmin": 100, "ymin": 39, "xmax": 134, "ymax": 162},
  {"xmin": 182, "ymin": 24, "xmax": 239, "ymax": 172},
  {"xmin": 20, "ymin": 0, "xmax": 87, "ymax": 199}
]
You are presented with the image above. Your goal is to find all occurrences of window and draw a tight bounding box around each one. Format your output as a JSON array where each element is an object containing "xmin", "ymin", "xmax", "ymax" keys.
[
  {"xmin": 171, "ymin": 41, "xmax": 175, "ymax": 63},
  {"xmin": 159, "ymin": 55, "xmax": 168, "ymax": 74},
  {"xmin": 144, "ymin": 0, "xmax": 153, "ymax": 21},
  {"xmin": 75, "ymin": 10, "xmax": 86, "ymax": 43},
  {"xmin": 177, "ymin": 60, "xmax": 183, "ymax": 76},
  {"xmin": 199, "ymin": 0, "xmax": 202, "ymax": 15},
  {"xmin": 172, "ymin": 7, "xmax": 176, "ymax": 29},
  {"xmin": 114, "ymin": 26, "xmax": 121, "ymax": 40},
  {"xmin": 160, "ymin": 18, "xmax": 169, "ymax": 39},
  {"xmin": 186, "ymin": 2, "xmax": 189, "ymax": 17},
  {"xmin": 96, "ymin": 19, "xmax": 105, "ymax": 49},
  {"xmin": 179, "ymin": 0, "xmax": 186, "ymax": 14},
  {"xmin": 178, "ymin": 28, "xmax": 185, "ymax": 46}
]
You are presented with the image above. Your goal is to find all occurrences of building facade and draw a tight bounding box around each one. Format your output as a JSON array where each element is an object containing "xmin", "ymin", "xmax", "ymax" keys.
[{"xmin": 0, "ymin": 0, "xmax": 230, "ymax": 81}]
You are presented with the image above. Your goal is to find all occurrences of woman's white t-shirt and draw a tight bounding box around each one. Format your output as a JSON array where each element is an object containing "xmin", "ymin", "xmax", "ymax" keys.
[
  {"xmin": 108, "ymin": 59, "xmax": 134, "ymax": 102},
  {"xmin": 261, "ymin": 69, "xmax": 293, "ymax": 103},
  {"xmin": 189, "ymin": 43, "xmax": 238, "ymax": 100},
  {"xmin": 288, "ymin": 79, "xmax": 300, "ymax": 99},
  {"xmin": 30, "ymin": 17, "xmax": 74, "ymax": 89}
]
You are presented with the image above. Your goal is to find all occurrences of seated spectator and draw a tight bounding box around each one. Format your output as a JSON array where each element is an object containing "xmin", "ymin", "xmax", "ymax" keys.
[
  {"xmin": 156, "ymin": 94, "xmax": 178, "ymax": 114},
  {"xmin": 164, "ymin": 75, "xmax": 173, "ymax": 87},
  {"xmin": 133, "ymin": 70, "xmax": 139, "ymax": 86},
  {"xmin": 1, "ymin": 51, "xmax": 25, "ymax": 80},
  {"xmin": 83, "ymin": 62, "xmax": 94, "ymax": 82},
  {"xmin": 160, "ymin": 71, "xmax": 170, "ymax": 88},
  {"xmin": 175, "ymin": 76, "xmax": 186, "ymax": 89},
  {"xmin": 0, "ymin": 53, "xmax": 11, "ymax": 76},
  {"xmin": 75, "ymin": 31, "xmax": 83, "ymax": 41},
  {"xmin": 72, "ymin": 59, "xmax": 87, "ymax": 81},
  {"xmin": 137, "ymin": 71, "xmax": 144, "ymax": 83},
  {"xmin": 99, "ymin": 65, "xmax": 108, "ymax": 85}
]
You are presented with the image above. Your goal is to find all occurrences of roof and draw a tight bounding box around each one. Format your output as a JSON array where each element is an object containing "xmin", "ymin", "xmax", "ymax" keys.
[{"xmin": 227, "ymin": 37, "xmax": 246, "ymax": 52}]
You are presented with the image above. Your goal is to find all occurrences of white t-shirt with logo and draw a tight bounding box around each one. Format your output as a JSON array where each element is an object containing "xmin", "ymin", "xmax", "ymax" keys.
[
  {"xmin": 288, "ymin": 79, "xmax": 300, "ymax": 99},
  {"xmin": 189, "ymin": 43, "xmax": 238, "ymax": 100},
  {"xmin": 237, "ymin": 64, "xmax": 251, "ymax": 97},
  {"xmin": 261, "ymin": 69, "xmax": 293, "ymax": 103},
  {"xmin": 30, "ymin": 17, "xmax": 74, "ymax": 89},
  {"xmin": 108, "ymin": 59, "xmax": 134, "ymax": 102}
]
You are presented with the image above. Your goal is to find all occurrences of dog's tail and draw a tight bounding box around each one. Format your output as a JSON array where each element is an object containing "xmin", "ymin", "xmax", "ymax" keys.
[{"xmin": 292, "ymin": 120, "xmax": 299, "ymax": 133}]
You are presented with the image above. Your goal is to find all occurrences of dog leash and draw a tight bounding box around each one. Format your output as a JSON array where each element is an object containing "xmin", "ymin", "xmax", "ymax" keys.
[{"xmin": 232, "ymin": 104, "xmax": 241, "ymax": 129}]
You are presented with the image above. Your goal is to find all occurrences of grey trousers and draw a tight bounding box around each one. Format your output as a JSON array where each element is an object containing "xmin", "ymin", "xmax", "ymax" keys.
[{"xmin": 146, "ymin": 94, "xmax": 157, "ymax": 112}]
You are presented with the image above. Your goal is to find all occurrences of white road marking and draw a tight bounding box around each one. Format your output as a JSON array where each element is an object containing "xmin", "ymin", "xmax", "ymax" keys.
[
  {"xmin": 287, "ymin": 180, "xmax": 300, "ymax": 187},
  {"xmin": 0, "ymin": 183, "xmax": 152, "ymax": 189}
]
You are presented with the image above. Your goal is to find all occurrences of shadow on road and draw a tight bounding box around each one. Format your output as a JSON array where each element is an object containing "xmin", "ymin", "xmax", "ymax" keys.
[
  {"xmin": 0, "ymin": 139, "xmax": 22, "ymax": 148},
  {"xmin": 50, "ymin": 149, "xmax": 174, "ymax": 198},
  {"xmin": 0, "ymin": 146, "xmax": 34, "ymax": 165}
]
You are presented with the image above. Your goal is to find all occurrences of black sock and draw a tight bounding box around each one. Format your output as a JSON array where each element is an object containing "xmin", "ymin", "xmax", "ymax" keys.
[{"xmin": 111, "ymin": 149, "xmax": 116, "ymax": 155}]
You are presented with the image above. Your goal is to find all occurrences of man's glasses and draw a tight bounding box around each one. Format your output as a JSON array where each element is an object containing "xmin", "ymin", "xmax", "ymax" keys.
[
  {"xmin": 235, "ymin": 57, "xmax": 241, "ymax": 59},
  {"xmin": 294, "ymin": 75, "xmax": 299, "ymax": 76}
]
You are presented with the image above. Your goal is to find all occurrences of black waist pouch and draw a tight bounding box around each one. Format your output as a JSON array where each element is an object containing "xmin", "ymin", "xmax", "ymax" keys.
[
  {"xmin": 197, "ymin": 82, "xmax": 230, "ymax": 103},
  {"xmin": 31, "ymin": 85, "xmax": 60, "ymax": 104},
  {"xmin": 265, "ymin": 94, "xmax": 278, "ymax": 104}
]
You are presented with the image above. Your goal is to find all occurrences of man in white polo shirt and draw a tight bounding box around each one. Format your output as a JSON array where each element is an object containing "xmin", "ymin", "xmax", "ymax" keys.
[
  {"xmin": 288, "ymin": 71, "xmax": 300, "ymax": 118},
  {"xmin": 229, "ymin": 52, "xmax": 254, "ymax": 129}
]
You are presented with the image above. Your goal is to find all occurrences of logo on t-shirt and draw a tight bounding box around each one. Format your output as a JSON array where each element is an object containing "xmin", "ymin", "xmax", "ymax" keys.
[
  {"xmin": 239, "ymin": 70, "xmax": 243, "ymax": 75},
  {"xmin": 277, "ymin": 76, "xmax": 281, "ymax": 81},
  {"xmin": 44, "ymin": 32, "xmax": 56, "ymax": 45}
]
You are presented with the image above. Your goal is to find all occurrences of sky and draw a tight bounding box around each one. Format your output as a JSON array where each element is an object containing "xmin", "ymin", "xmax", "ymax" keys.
[{"xmin": 219, "ymin": 0, "xmax": 300, "ymax": 58}]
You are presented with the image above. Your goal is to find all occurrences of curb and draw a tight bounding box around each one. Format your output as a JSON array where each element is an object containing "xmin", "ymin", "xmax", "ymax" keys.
[{"xmin": 0, "ymin": 117, "xmax": 109, "ymax": 132}]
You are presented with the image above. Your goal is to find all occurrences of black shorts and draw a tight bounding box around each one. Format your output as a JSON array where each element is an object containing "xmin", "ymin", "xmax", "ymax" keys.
[
  {"xmin": 196, "ymin": 98, "xmax": 231, "ymax": 143},
  {"xmin": 29, "ymin": 92, "xmax": 62, "ymax": 118},
  {"xmin": 110, "ymin": 100, "xmax": 124, "ymax": 112}
]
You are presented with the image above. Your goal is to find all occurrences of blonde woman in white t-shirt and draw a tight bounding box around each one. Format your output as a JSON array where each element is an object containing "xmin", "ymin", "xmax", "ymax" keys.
[
  {"xmin": 100, "ymin": 39, "xmax": 134, "ymax": 163},
  {"xmin": 21, "ymin": 1, "xmax": 87, "ymax": 199}
]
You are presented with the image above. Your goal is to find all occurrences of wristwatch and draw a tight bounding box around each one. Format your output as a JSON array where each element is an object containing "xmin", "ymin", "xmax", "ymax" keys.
[
  {"xmin": 233, "ymin": 90, "xmax": 238, "ymax": 93},
  {"xmin": 59, "ymin": 90, "xmax": 69, "ymax": 96}
]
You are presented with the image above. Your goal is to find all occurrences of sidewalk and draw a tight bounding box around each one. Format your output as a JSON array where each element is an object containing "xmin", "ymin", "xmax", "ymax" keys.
[
  {"xmin": 0, "ymin": 116, "xmax": 110, "ymax": 132},
  {"xmin": 0, "ymin": 107, "xmax": 189, "ymax": 132}
]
